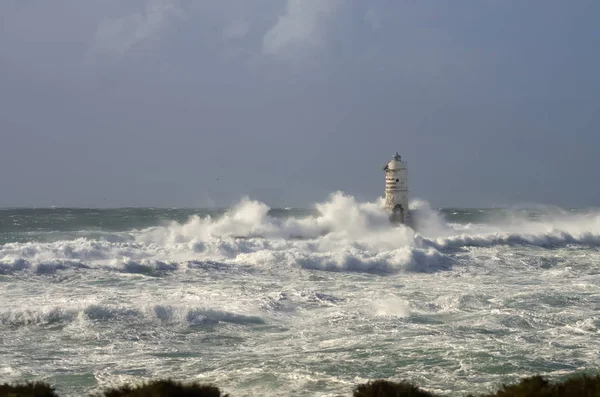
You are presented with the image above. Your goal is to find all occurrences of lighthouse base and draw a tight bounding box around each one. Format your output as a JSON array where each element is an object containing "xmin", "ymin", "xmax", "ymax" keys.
[{"xmin": 388, "ymin": 204, "xmax": 410, "ymax": 225}]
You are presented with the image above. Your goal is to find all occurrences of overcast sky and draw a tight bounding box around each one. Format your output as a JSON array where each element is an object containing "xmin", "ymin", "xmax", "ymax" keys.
[{"xmin": 1, "ymin": 0, "xmax": 599, "ymax": 208}]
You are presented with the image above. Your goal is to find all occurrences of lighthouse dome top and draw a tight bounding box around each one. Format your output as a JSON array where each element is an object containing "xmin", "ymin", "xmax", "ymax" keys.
[{"xmin": 385, "ymin": 152, "xmax": 406, "ymax": 170}]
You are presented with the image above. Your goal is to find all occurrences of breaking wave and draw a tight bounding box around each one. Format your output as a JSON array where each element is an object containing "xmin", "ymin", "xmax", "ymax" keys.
[
  {"xmin": 0, "ymin": 304, "xmax": 264, "ymax": 328},
  {"xmin": 1, "ymin": 192, "xmax": 600, "ymax": 275}
]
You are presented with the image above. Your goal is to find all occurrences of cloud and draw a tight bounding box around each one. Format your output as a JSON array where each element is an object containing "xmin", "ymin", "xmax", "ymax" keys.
[
  {"xmin": 262, "ymin": 0, "xmax": 344, "ymax": 55},
  {"xmin": 224, "ymin": 20, "xmax": 250, "ymax": 40},
  {"xmin": 365, "ymin": 9, "xmax": 381, "ymax": 31},
  {"xmin": 90, "ymin": 0, "xmax": 182, "ymax": 58}
]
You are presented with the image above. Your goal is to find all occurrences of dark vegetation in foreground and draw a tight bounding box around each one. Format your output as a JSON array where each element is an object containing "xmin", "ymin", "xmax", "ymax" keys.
[{"xmin": 1, "ymin": 374, "xmax": 600, "ymax": 397}]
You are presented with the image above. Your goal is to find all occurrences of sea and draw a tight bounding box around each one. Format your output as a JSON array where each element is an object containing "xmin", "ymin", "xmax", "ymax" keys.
[{"xmin": 0, "ymin": 192, "xmax": 599, "ymax": 396}]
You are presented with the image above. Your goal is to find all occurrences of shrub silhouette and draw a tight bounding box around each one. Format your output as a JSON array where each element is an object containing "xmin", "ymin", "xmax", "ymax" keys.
[
  {"xmin": 353, "ymin": 379, "xmax": 437, "ymax": 397},
  {"xmin": 0, "ymin": 381, "xmax": 58, "ymax": 397},
  {"xmin": 94, "ymin": 379, "xmax": 227, "ymax": 397},
  {"xmin": 552, "ymin": 374, "xmax": 600, "ymax": 397},
  {"xmin": 352, "ymin": 374, "xmax": 600, "ymax": 397},
  {"xmin": 2, "ymin": 372, "xmax": 600, "ymax": 397},
  {"xmin": 470, "ymin": 374, "xmax": 600, "ymax": 397},
  {"xmin": 468, "ymin": 376, "xmax": 552, "ymax": 397}
]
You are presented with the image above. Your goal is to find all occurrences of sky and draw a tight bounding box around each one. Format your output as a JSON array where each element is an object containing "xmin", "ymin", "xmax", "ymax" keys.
[{"xmin": 1, "ymin": 0, "xmax": 599, "ymax": 209}]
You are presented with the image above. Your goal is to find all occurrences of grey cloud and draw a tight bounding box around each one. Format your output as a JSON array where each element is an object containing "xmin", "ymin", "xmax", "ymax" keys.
[
  {"xmin": 90, "ymin": 0, "xmax": 182, "ymax": 58},
  {"xmin": 364, "ymin": 10, "xmax": 380, "ymax": 31},
  {"xmin": 223, "ymin": 20, "xmax": 250, "ymax": 40},
  {"xmin": 262, "ymin": 0, "xmax": 345, "ymax": 55},
  {"xmin": 1, "ymin": 0, "xmax": 599, "ymax": 208}
]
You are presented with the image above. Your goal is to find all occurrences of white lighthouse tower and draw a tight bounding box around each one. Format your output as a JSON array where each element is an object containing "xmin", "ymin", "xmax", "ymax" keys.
[{"xmin": 383, "ymin": 152, "xmax": 409, "ymax": 224}]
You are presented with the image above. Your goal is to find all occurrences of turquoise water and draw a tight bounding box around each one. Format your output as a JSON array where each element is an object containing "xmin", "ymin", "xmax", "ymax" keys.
[{"xmin": 0, "ymin": 195, "xmax": 599, "ymax": 396}]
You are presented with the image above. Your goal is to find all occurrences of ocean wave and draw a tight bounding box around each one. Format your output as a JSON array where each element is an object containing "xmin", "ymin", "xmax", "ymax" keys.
[
  {"xmin": 0, "ymin": 259, "xmax": 91, "ymax": 275},
  {"xmin": 0, "ymin": 258, "xmax": 179, "ymax": 275},
  {"xmin": 2, "ymin": 192, "xmax": 600, "ymax": 276},
  {"xmin": 0, "ymin": 304, "xmax": 264, "ymax": 328},
  {"xmin": 0, "ymin": 238, "xmax": 143, "ymax": 262},
  {"xmin": 291, "ymin": 246, "xmax": 450, "ymax": 273},
  {"xmin": 0, "ymin": 307, "xmax": 78, "ymax": 326},
  {"xmin": 425, "ymin": 229, "xmax": 600, "ymax": 251}
]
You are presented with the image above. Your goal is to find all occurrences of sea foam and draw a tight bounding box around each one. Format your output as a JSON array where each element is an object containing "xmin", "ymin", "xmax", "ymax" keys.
[{"xmin": 1, "ymin": 192, "xmax": 600, "ymax": 275}]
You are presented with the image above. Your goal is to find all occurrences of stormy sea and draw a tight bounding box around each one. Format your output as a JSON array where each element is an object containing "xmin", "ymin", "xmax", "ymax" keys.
[{"xmin": 1, "ymin": 192, "xmax": 599, "ymax": 396}]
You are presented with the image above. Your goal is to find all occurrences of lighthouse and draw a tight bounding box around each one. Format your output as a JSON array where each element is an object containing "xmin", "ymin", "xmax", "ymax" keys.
[{"xmin": 383, "ymin": 152, "xmax": 409, "ymax": 224}]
